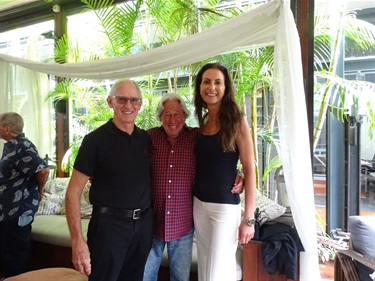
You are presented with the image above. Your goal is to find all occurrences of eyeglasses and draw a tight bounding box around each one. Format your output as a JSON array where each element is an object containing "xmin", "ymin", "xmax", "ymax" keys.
[{"xmin": 113, "ymin": 96, "xmax": 142, "ymax": 105}]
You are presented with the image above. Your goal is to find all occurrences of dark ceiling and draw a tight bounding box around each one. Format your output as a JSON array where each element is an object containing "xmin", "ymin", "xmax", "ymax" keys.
[{"xmin": 0, "ymin": 0, "xmax": 127, "ymax": 33}]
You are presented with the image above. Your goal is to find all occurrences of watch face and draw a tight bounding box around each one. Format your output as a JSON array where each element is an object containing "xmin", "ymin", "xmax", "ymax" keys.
[{"xmin": 242, "ymin": 217, "xmax": 255, "ymax": 225}]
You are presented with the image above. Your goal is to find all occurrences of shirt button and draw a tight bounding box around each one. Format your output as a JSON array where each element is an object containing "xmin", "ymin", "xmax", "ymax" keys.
[
  {"xmin": 171, "ymin": 150, "xmax": 174, "ymax": 153},
  {"xmin": 168, "ymin": 195, "xmax": 171, "ymax": 198},
  {"xmin": 168, "ymin": 180, "xmax": 171, "ymax": 183},
  {"xmin": 167, "ymin": 211, "xmax": 170, "ymax": 214},
  {"xmin": 170, "ymin": 165, "xmax": 173, "ymax": 168}
]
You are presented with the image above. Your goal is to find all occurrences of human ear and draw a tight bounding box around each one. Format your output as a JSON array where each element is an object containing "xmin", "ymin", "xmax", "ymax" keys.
[{"xmin": 107, "ymin": 96, "xmax": 114, "ymax": 108}]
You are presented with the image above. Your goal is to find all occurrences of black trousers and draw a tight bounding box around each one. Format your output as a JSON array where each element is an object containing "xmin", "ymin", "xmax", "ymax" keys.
[
  {"xmin": 88, "ymin": 209, "xmax": 154, "ymax": 281},
  {"xmin": 0, "ymin": 217, "xmax": 32, "ymax": 278}
]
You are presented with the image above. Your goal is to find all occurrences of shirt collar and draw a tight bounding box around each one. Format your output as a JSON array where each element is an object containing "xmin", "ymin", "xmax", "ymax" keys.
[
  {"xmin": 105, "ymin": 118, "xmax": 141, "ymax": 136},
  {"xmin": 5, "ymin": 133, "xmax": 25, "ymax": 145}
]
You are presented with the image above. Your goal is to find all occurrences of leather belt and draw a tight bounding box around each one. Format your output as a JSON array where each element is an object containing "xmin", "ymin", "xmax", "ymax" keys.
[{"xmin": 93, "ymin": 205, "xmax": 150, "ymax": 220}]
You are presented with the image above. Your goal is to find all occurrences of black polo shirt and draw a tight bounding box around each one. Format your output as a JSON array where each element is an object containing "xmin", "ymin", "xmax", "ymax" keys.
[{"xmin": 74, "ymin": 119, "xmax": 151, "ymax": 209}]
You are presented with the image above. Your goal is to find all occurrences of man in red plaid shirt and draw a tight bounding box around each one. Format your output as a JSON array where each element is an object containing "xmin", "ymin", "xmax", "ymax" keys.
[{"xmin": 143, "ymin": 93, "xmax": 243, "ymax": 281}]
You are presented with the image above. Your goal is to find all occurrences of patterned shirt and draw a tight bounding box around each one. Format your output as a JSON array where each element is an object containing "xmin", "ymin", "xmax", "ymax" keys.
[
  {"xmin": 148, "ymin": 126, "xmax": 198, "ymax": 242},
  {"xmin": 0, "ymin": 133, "xmax": 47, "ymax": 222}
]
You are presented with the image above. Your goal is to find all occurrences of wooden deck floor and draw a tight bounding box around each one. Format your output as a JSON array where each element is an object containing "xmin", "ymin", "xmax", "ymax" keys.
[{"xmin": 320, "ymin": 261, "xmax": 334, "ymax": 280}]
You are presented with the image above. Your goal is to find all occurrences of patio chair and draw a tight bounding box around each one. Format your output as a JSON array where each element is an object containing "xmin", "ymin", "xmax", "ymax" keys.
[{"xmin": 334, "ymin": 216, "xmax": 375, "ymax": 281}]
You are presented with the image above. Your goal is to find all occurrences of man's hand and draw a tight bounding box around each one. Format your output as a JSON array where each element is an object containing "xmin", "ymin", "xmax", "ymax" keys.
[
  {"xmin": 71, "ymin": 240, "xmax": 91, "ymax": 276},
  {"xmin": 36, "ymin": 167, "xmax": 49, "ymax": 196},
  {"xmin": 38, "ymin": 192, "xmax": 46, "ymax": 200},
  {"xmin": 231, "ymin": 172, "xmax": 244, "ymax": 194}
]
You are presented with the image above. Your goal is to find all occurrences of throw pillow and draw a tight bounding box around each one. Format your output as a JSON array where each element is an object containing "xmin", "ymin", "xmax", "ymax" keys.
[
  {"xmin": 37, "ymin": 192, "xmax": 66, "ymax": 215},
  {"xmin": 37, "ymin": 178, "xmax": 70, "ymax": 215},
  {"xmin": 59, "ymin": 181, "xmax": 92, "ymax": 218},
  {"xmin": 241, "ymin": 190, "xmax": 287, "ymax": 225},
  {"xmin": 80, "ymin": 182, "xmax": 92, "ymax": 217},
  {"xmin": 44, "ymin": 177, "xmax": 70, "ymax": 194},
  {"xmin": 255, "ymin": 190, "xmax": 286, "ymax": 225},
  {"xmin": 37, "ymin": 177, "xmax": 92, "ymax": 217}
]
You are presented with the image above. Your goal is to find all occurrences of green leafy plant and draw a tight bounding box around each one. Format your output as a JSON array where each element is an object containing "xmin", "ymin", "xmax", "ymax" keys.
[
  {"xmin": 47, "ymin": 0, "xmax": 283, "ymax": 184},
  {"xmin": 315, "ymin": 211, "xmax": 349, "ymax": 263},
  {"xmin": 313, "ymin": 6, "xmax": 375, "ymax": 148},
  {"xmin": 46, "ymin": 1, "xmax": 374, "ymax": 198}
]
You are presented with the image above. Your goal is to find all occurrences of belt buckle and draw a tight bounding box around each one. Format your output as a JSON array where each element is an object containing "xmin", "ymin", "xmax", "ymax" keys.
[{"xmin": 133, "ymin": 208, "xmax": 141, "ymax": 220}]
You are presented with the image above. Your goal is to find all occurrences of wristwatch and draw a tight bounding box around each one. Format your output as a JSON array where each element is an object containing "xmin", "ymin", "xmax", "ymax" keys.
[{"xmin": 242, "ymin": 217, "xmax": 256, "ymax": 226}]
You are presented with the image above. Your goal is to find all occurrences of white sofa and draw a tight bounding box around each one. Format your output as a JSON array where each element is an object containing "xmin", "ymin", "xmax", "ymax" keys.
[
  {"xmin": 32, "ymin": 215, "xmax": 88, "ymax": 248},
  {"xmin": 31, "ymin": 178, "xmax": 288, "ymax": 280},
  {"xmin": 31, "ymin": 214, "xmax": 243, "ymax": 280},
  {"xmin": 31, "ymin": 178, "xmax": 246, "ymax": 280}
]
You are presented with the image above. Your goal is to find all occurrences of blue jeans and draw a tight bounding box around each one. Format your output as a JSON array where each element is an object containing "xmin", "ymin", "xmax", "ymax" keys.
[{"xmin": 143, "ymin": 229, "xmax": 194, "ymax": 281}]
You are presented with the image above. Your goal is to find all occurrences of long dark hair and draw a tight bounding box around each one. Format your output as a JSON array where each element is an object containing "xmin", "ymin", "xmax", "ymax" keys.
[{"xmin": 194, "ymin": 63, "xmax": 242, "ymax": 152}]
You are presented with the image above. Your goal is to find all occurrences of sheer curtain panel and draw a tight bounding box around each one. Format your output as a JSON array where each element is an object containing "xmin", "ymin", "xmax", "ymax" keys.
[{"xmin": 0, "ymin": 1, "xmax": 322, "ymax": 279}]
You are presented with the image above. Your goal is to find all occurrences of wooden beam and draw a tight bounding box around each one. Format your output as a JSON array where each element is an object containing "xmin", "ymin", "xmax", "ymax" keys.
[
  {"xmin": 291, "ymin": 0, "xmax": 315, "ymax": 153},
  {"xmin": 0, "ymin": 0, "xmax": 130, "ymax": 33},
  {"xmin": 54, "ymin": 8, "xmax": 68, "ymax": 178}
]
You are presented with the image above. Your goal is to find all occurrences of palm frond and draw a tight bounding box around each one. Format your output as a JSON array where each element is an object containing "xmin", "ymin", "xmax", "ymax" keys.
[
  {"xmin": 262, "ymin": 155, "xmax": 282, "ymax": 182},
  {"xmin": 315, "ymin": 70, "xmax": 375, "ymax": 126},
  {"xmin": 82, "ymin": 0, "xmax": 143, "ymax": 56},
  {"xmin": 136, "ymin": 92, "xmax": 161, "ymax": 130},
  {"xmin": 344, "ymin": 15, "xmax": 375, "ymax": 49}
]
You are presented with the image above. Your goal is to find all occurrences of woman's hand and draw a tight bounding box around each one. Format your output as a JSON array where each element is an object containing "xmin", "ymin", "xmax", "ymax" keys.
[{"xmin": 238, "ymin": 221, "xmax": 255, "ymax": 244}]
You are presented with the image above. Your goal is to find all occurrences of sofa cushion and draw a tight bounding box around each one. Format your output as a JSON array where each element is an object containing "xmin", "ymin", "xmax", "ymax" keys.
[
  {"xmin": 31, "ymin": 215, "xmax": 243, "ymax": 280},
  {"xmin": 348, "ymin": 215, "xmax": 375, "ymax": 281},
  {"xmin": 349, "ymin": 216, "xmax": 375, "ymax": 259},
  {"xmin": 32, "ymin": 215, "xmax": 89, "ymax": 247}
]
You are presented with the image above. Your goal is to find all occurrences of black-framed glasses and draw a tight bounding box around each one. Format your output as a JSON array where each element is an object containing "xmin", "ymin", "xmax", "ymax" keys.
[{"xmin": 113, "ymin": 96, "xmax": 142, "ymax": 105}]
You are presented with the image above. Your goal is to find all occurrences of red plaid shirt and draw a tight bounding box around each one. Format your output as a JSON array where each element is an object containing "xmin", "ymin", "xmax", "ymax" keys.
[{"xmin": 148, "ymin": 126, "xmax": 198, "ymax": 242}]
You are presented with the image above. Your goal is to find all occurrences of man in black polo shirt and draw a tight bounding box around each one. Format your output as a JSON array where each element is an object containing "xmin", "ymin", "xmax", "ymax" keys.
[{"xmin": 65, "ymin": 79, "xmax": 154, "ymax": 281}]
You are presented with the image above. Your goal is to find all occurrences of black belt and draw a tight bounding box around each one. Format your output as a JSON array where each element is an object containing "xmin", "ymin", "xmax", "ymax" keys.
[{"xmin": 93, "ymin": 205, "xmax": 150, "ymax": 220}]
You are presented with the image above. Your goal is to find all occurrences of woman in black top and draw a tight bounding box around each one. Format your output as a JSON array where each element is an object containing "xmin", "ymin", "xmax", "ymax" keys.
[{"xmin": 193, "ymin": 63, "xmax": 256, "ymax": 281}]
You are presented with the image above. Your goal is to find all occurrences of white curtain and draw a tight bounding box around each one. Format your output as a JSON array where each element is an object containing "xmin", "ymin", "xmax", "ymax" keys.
[
  {"xmin": 273, "ymin": 3, "xmax": 320, "ymax": 279},
  {"xmin": 0, "ymin": 1, "xmax": 280, "ymax": 80},
  {"xmin": 0, "ymin": 0, "xmax": 322, "ymax": 279},
  {"xmin": 0, "ymin": 61, "xmax": 54, "ymax": 162}
]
